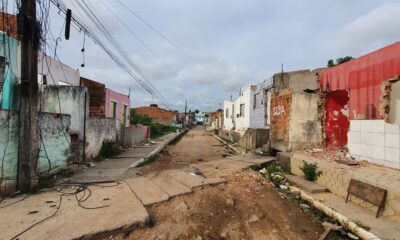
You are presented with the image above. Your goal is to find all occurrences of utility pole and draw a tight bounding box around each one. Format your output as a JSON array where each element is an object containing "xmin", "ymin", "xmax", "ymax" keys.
[
  {"xmin": 184, "ymin": 100, "xmax": 187, "ymax": 128},
  {"xmin": 17, "ymin": 0, "xmax": 40, "ymax": 192}
]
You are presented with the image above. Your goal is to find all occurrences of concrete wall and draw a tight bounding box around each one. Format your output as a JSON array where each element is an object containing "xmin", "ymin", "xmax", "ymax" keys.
[
  {"xmin": 239, "ymin": 128, "xmax": 269, "ymax": 150},
  {"xmin": 273, "ymin": 69, "xmax": 320, "ymax": 93},
  {"xmin": 348, "ymin": 120, "xmax": 400, "ymax": 169},
  {"xmin": 38, "ymin": 53, "xmax": 80, "ymax": 86},
  {"xmin": 85, "ymin": 117, "xmax": 118, "ymax": 160},
  {"xmin": 249, "ymin": 85, "xmax": 265, "ymax": 129},
  {"xmin": 0, "ymin": 110, "xmax": 71, "ymax": 196},
  {"xmin": 389, "ymin": 81, "xmax": 400, "ymax": 125},
  {"xmin": 289, "ymin": 93, "xmax": 321, "ymax": 150},
  {"xmin": 122, "ymin": 124, "xmax": 150, "ymax": 147},
  {"xmin": 39, "ymin": 85, "xmax": 88, "ymax": 139},
  {"xmin": 105, "ymin": 88, "xmax": 130, "ymax": 127},
  {"xmin": 218, "ymin": 129, "xmax": 241, "ymax": 143},
  {"xmin": 270, "ymin": 89, "xmax": 321, "ymax": 152}
]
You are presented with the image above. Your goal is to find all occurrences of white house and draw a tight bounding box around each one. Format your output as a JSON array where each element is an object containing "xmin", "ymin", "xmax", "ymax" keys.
[{"xmin": 223, "ymin": 79, "xmax": 273, "ymax": 136}]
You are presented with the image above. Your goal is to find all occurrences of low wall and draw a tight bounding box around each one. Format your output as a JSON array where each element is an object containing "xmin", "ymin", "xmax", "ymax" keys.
[
  {"xmin": 218, "ymin": 129, "xmax": 241, "ymax": 143},
  {"xmin": 0, "ymin": 110, "xmax": 71, "ymax": 196},
  {"xmin": 291, "ymin": 152, "xmax": 400, "ymax": 221},
  {"xmin": 239, "ymin": 128, "xmax": 269, "ymax": 150},
  {"xmin": 85, "ymin": 117, "xmax": 118, "ymax": 160},
  {"xmin": 122, "ymin": 124, "xmax": 150, "ymax": 147}
]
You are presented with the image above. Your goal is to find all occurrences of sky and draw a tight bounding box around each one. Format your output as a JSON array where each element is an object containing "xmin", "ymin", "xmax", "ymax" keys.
[{"xmin": 8, "ymin": 0, "xmax": 400, "ymax": 112}]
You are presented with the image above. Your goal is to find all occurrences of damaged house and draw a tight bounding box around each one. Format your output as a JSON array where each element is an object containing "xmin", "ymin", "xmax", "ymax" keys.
[
  {"xmin": 319, "ymin": 42, "xmax": 400, "ymax": 169},
  {"xmin": 223, "ymin": 79, "xmax": 272, "ymax": 149}
]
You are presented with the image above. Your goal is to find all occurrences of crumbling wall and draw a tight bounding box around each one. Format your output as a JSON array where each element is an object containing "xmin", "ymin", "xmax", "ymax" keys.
[
  {"xmin": 122, "ymin": 124, "xmax": 149, "ymax": 147},
  {"xmin": 289, "ymin": 93, "xmax": 322, "ymax": 150},
  {"xmin": 0, "ymin": 110, "xmax": 71, "ymax": 196},
  {"xmin": 218, "ymin": 129, "xmax": 241, "ymax": 143},
  {"xmin": 273, "ymin": 70, "xmax": 319, "ymax": 93},
  {"xmin": 270, "ymin": 89, "xmax": 292, "ymax": 152},
  {"xmin": 239, "ymin": 128, "xmax": 269, "ymax": 150},
  {"xmin": 85, "ymin": 117, "xmax": 118, "ymax": 160},
  {"xmin": 39, "ymin": 85, "xmax": 88, "ymax": 139}
]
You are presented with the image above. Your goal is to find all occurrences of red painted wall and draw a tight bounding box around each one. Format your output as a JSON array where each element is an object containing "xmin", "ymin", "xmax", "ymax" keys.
[
  {"xmin": 320, "ymin": 42, "xmax": 400, "ymax": 120},
  {"xmin": 325, "ymin": 90, "xmax": 349, "ymax": 150}
]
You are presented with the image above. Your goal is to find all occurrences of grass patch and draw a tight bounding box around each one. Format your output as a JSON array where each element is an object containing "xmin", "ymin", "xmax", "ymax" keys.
[
  {"xmin": 136, "ymin": 154, "xmax": 161, "ymax": 168},
  {"xmin": 300, "ymin": 161, "xmax": 322, "ymax": 181},
  {"xmin": 95, "ymin": 139, "xmax": 121, "ymax": 161}
]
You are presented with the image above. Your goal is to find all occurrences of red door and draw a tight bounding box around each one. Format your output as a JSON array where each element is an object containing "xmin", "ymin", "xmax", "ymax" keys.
[{"xmin": 325, "ymin": 90, "xmax": 350, "ymax": 150}]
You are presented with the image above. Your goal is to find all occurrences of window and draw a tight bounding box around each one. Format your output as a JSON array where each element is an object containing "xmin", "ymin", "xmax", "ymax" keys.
[
  {"xmin": 109, "ymin": 101, "xmax": 117, "ymax": 119},
  {"xmin": 240, "ymin": 103, "xmax": 245, "ymax": 117},
  {"xmin": 226, "ymin": 109, "xmax": 229, "ymax": 118},
  {"xmin": 253, "ymin": 93, "xmax": 259, "ymax": 109}
]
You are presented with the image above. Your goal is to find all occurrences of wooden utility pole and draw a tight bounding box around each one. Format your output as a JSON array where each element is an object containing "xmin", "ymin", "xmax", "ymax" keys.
[
  {"xmin": 17, "ymin": 0, "xmax": 40, "ymax": 192},
  {"xmin": 184, "ymin": 100, "xmax": 187, "ymax": 128}
]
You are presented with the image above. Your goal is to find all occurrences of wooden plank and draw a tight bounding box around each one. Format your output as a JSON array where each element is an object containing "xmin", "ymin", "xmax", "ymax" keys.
[{"xmin": 346, "ymin": 179, "xmax": 387, "ymax": 218}]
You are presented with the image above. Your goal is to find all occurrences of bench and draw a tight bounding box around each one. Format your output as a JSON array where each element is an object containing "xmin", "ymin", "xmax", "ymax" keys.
[{"xmin": 346, "ymin": 179, "xmax": 387, "ymax": 218}]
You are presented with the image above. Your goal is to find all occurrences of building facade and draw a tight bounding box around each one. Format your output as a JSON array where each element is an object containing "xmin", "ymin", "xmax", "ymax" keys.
[
  {"xmin": 320, "ymin": 42, "xmax": 400, "ymax": 169},
  {"xmin": 133, "ymin": 104, "xmax": 176, "ymax": 125}
]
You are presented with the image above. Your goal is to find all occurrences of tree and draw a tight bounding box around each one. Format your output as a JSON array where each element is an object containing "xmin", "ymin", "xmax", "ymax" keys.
[{"xmin": 327, "ymin": 56, "xmax": 354, "ymax": 67}]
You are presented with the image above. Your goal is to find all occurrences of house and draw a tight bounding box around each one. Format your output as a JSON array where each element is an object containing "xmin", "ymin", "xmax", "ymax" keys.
[
  {"xmin": 319, "ymin": 42, "xmax": 400, "ymax": 169},
  {"xmin": 133, "ymin": 104, "xmax": 176, "ymax": 125},
  {"xmin": 269, "ymin": 69, "xmax": 323, "ymax": 152},
  {"xmin": 80, "ymin": 77, "xmax": 130, "ymax": 128},
  {"xmin": 223, "ymin": 82, "xmax": 271, "ymax": 136},
  {"xmin": 195, "ymin": 111, "xmax": 205, "ymax": 125},
  {"xmin": 205, "ymin": 109, "xmax": 224, "ymax": 133}
]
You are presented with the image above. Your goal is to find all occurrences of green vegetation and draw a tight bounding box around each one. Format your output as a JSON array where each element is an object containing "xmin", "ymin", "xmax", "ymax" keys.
[
  {"xmin": 136, "ymin": 154, "xmax": 161, "ymax": 168},
  {"xmin": 300, "ymin": 162, "xmax": 322, "ymax": 182},
  {"xmin": 327, "ymin": 56, "xmax": 354, "ymax": 67},
  {"xmin": 259, "ymin": 164, "xmax": 285, "ymax": 187},
  {"xmin": 130, "ymin": 110, "xmax": 177, "ymax": 138},
  {"xmin": 95, "ymin": 139, "xmax": 121, "ymax": 161}
]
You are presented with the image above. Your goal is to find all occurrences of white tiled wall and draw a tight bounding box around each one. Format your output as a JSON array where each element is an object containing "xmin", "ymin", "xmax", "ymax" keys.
[{"xmin": 348, "ymin": 120, "xmax": 400, "ymax": 169}]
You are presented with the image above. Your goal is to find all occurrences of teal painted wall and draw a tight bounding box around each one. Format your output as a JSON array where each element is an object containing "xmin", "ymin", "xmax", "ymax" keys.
[
  {"xmin": 0, "ymin": 110, "xmax": 71, "ymax": 195},
  {"xmin": 0, "ymin": 33, "xmax": 19, "ymax": 110}
]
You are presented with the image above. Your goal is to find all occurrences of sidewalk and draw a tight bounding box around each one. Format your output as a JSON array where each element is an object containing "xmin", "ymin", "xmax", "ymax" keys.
[{"xmin": 0, "ymin": 134, "xmax": 272, "ymax": 239}]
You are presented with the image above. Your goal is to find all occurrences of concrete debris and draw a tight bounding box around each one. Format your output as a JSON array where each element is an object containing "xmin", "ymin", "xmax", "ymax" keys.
[
  {"xmin": 300, "ymin": 203, "xmax": 310, "ymax": 209},
  {"xmin": 175, "ymin": 201, "xmax": 189, "ymax": 212},
  {"xmin": 226, "ymin": 197, "xmax": 235, "ymax": 206},
  {"xmin": 248, "ymin": 214, "xmax": 259, "ymax": 223},
  {"xmin": 279, "ymin": 185, "xmax": 288, "ymax": 190}
]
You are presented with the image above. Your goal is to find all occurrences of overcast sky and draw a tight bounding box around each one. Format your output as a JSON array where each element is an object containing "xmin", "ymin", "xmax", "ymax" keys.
[{"xmin": 12, "ymin": 0, "xmax": 400, "ymax": 112}]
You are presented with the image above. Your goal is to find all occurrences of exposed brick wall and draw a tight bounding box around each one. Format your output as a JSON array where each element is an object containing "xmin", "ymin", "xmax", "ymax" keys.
[
  {"xmin": 133, "ymin": 106, "xmax": 174, "ymax": 125},
  {"xmin": 270, "ymin": 89, "xmax": 292, "ymax": 151},
  {"xmin": 80, "ymin": 77, "xmax": 106, "ymax": 117},
  {"xmin": 0, "ymin": 13, "xmax": 18, "ymax": 40}
]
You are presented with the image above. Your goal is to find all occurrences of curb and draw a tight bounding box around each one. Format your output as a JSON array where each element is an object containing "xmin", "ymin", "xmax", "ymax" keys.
[
  {"xmin": 212, "ymin": 134, "xmax": 242, "ymax": 154},
  {"xmin": 129, "ymin": 130, "xmax": 187, "ymax": 168}
]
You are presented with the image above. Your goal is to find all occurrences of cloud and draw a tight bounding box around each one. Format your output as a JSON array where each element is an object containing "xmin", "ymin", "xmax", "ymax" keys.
[{"xmin": 335, "ymin": 2, "xmax": 400, "ymax": 55}]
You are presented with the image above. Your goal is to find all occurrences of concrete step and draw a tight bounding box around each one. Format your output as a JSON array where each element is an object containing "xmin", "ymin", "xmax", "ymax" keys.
[
  {"xmin": 125, "ymin": 177, "xmax": 169, "ymax": 206},
  {"xmin": 286, "ymin": 175, "xmax": 327, "ymax": 193},
  {"xmin": 150, "ymin": 174, "xmax": 192, "ymax": 197}
]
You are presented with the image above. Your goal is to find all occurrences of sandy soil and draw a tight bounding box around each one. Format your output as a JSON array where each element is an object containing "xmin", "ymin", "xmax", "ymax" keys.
[
  {"xmin": 138, "ymin": 126, "xmax": 228, "ymax": 175},
  {"xmin": 111, "ymin": 127, "xmax": 347, "ymax": 240},
  {"xmin": 114, "ymin": 170, "xmax": 346, "ymax": 240}
]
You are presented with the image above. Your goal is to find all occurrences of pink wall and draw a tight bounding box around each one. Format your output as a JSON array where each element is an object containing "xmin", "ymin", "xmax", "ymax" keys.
[{"xmin": 105, "ymin": 88, "xmax": 130, "ymax": 127}]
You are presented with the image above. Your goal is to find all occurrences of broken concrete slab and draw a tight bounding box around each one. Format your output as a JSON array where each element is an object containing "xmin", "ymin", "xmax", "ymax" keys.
[
  {"xmin": 150, "ymin": 174, "xmax": 192, "ymax": 197},
  {"xmin": 164, "ymin": 169, "xmax": 209, "ymax": 188},
  {"xmin": 0, "ymin": 182, "xmax": 149, "ymax": 240},
  {"xmin": 71, "ymin": 168, "xmax": 127, "ymax": 183},
  {"xmin": 277, "ymin": 152, "xmax": 291, "ymax": 172},
  {"xmin": 125, "ymin": 177, "xmax": 169, "ymax": 205},
  {"xmin": 286, "ymin": 175, "xmax": 327, "ymax": 193}
]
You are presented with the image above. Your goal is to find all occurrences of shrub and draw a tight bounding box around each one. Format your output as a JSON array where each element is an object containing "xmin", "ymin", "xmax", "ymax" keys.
[
  {"xmin": 96, "ymin": 139, "xmax": 120, "ymax": 161},
  {"xmin": 300, "ymin": 162, "xmax": 322, "ymax": 181}
]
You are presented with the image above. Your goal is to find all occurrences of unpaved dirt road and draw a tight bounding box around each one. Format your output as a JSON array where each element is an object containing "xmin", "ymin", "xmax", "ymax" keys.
[
  {"xmin": 138, "ymin": 126, "xmax": 228, "ymax": 175},
  {"xmin": 113, "ymin": 127, "xmax": 346, "ymax": 240}
]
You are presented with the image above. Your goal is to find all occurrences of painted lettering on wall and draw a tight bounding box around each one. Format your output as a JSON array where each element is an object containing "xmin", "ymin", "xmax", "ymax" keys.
[{"xmin": 273, "ymin": 105, "xmax": 285, "ymax": 116}]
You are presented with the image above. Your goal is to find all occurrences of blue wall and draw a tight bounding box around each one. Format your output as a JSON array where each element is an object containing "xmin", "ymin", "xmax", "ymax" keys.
[{"xmin": 0, "ymin": 33, "xmax": 19, "ymax": 110}]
